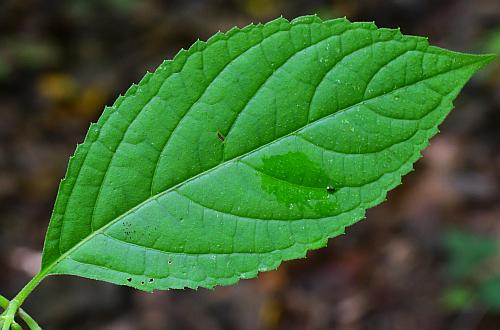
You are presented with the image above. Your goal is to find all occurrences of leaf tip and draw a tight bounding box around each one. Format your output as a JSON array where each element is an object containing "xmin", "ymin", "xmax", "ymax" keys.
[
  {"xmin": 478, "ymin": 53, "xmax": 497, "ymax": 66},
  {"xmin": 458, "ymin": 52, "xmax": 497, "ymax": 72}
]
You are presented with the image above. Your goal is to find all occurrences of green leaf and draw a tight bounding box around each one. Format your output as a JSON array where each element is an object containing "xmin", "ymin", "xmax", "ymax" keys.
[
  {"xmin": 442, "ymin": 286, "xmax": 475, "ymax": 311},
  {"xmin": 479, "ymin": 277, "xmax": 500, "ymax": 311},
  {"xmin": 39, "ymin": 16, "xmax": 494, "ymax": 291},
  {"xmin": 445, "ymin": 229, "xmax": 499, "ymax": 279}
]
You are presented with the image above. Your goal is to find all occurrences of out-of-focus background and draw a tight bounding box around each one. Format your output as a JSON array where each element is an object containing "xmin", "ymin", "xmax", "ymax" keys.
[{"xmin": 0, "ymin": 0, "xmax": 499, "ymax": 329}]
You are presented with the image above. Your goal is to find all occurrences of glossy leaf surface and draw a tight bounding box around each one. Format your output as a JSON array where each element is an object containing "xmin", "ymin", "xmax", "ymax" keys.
[{"xmin": 40, "ymin": 16, "xmax": 494, "ymax": 291}]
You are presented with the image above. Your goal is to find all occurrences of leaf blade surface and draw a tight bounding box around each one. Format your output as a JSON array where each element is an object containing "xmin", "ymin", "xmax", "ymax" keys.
[{"xmin": 41, "ymin": 16, "xmax": 495, "ymax": 290}]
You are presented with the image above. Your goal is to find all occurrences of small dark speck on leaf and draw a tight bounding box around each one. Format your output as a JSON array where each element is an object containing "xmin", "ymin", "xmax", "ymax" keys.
[
  {"xmin": 217, "ymin": 131, "xmax": 225, "ymax": 142},
  {"xmin": 141, "ymin": 281, "xmax": 145, "ymax": 285},
  {"xmin": 326, "ymin": 185, "xmax": 335, "ymax": 193},
  {"xmin": 168, "ymin": 260, "xmax": 172, "ymax": 265},
  {"xmin": 127, "ymin": 278, "xmax": 132, "ymax": 282},
  {"xmin": 149, "ymin": 278, "xmax": 154, "ymax": 283}
]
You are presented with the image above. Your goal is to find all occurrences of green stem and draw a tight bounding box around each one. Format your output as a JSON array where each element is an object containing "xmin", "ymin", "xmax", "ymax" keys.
[
  {"xmin": 1, "ymin": 295, "xmax": 41, "ymax": 330},
  {"xmin": 1, "ymin": 301, "xmax": 19, "ymax": 330},
  {"xmin": 0, "ymin": 295, "xmax": 9, "ymax": 310},
  {"xmin": 1, "ymin": 271, "xmax": 47, "ymax": 330},
  {"xmin": 17, "ymin": 309, "xmax": 41, "ymax": 330}
]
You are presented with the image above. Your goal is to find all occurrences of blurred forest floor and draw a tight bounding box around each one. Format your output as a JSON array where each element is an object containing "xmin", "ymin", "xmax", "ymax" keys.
[{"xmin": 0, "ymin": 0, "xmax": 499, "ymax": 329}]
